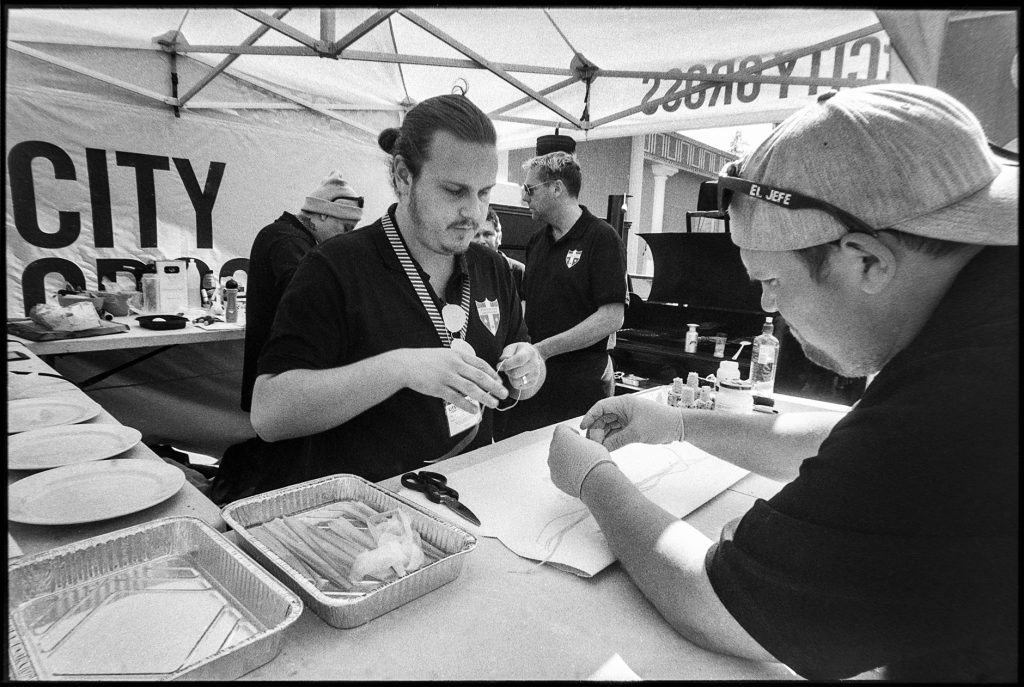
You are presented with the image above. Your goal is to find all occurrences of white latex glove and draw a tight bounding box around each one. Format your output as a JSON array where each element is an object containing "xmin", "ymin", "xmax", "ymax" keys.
[
  {"xmin": 548, "ymin": 424, "xmax": 616, "ymax": 498},
  {"xmin": 579, "ymin": 395, "xmax": 684, "ymax": 452}
]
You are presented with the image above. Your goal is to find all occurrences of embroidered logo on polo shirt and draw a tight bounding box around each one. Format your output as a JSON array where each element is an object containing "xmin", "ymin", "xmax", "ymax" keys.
[
  {"xmin": 565, "ymin": 249, "xmax": 582, "ymax": 268},
  {"xmin": 475, "ymin": 298, "xmax": 500, "ymax": 335}
]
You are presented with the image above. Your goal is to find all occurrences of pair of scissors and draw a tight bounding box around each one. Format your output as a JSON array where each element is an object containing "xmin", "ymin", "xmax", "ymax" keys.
[{"xmin": 400, "ymin": 471, "xmax": 481, "ymax": 527}]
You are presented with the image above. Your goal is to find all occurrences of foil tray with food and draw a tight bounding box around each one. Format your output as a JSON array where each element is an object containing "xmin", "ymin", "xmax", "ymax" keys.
[
  {"xmin": 221, "ymin": 474, "xmax": 477, "ymax": 629},
  {"xmin": 7, "ymin": 517, "xmax": 302, "ymax": 681}
]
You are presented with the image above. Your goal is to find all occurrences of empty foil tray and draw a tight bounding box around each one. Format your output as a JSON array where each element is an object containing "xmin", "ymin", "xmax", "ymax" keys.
[{"xmin": 7, "ymin": 517, "xmax": 302, "ymax": 680}]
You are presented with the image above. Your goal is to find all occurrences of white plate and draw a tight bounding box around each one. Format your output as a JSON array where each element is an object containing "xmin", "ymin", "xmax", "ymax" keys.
[
  {"xmin": 8, "ymin": 459, "xmax": 186, "ymax": 525},
  {"xmin": 7, "ymin": 396, "xmax": 100, "ymax": 433},
  {"xmin": 8, "ymin": 424, "xmax": 143, "ymax": 470}
]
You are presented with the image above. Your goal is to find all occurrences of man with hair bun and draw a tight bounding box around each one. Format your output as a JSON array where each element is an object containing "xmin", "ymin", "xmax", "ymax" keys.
[
  {"xmin": 548, "ymin": 84, "xmax": 1017, "ymax": 681},
  {"xmin": 250, "ymin": 94, "xmax": 545, "ymax": 489}
]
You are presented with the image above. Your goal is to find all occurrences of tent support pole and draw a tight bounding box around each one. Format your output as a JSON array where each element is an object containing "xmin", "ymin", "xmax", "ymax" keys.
[
  {"xmin": 489, "ymin": 76, "xmax": 579, "ymax": 118},
  {"xmin": 178, "ymin": 9, "xmax": 290, "ymax": 107},
  {"xmin": 236, "ymin": 9, "xmax": 321, "ymax": 52},
  {"xmin": 329, "ymin": 9, "xmax": 397, "ymax": 55},
  {"xmin": 397, "ymin": 9, "xmax": 586, "ymax": 129}
]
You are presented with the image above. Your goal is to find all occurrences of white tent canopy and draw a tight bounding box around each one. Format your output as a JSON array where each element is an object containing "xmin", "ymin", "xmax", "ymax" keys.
[{"xmin": 7, "ymin": 7, "xmax": 900, "ymax": 150}]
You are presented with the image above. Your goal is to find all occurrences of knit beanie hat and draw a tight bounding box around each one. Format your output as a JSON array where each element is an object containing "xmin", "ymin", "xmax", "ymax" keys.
[{"xmin": 302, "ymin": 171, "xmax": 364, "ymax": 222}]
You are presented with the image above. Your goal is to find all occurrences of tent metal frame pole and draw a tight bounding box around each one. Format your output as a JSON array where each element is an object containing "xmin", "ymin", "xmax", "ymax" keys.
[
  {"xmin": 329, "ymin": 9, "xmax": 398, "ymax": 54},
  {"xmin": 207, "ymin": 68, "xmax": 381, "ymax": 136},
  {"xmin": 588, "ymin": 22, "xmax": 885, "ymax": 128},
  {"xmin": 320, "ymin": 8, "xmax": 336, "ymax": 44},
  {"xmin": 236, "ymin": 9, "xmax": 321, "ymax": 52},
  {"xmin": 7, "ymin": 42, "xmax": 174, "ymax": 105},
  {"xmin": 489, "ymin": 76, "xmax": 580, "ymax": 117},
  {"xmin": 177, "ymin": 9, "xmax": 290, "ymax": 107},
  {"xmin": 397, "ymin": 9, "xmax": 586, "ymax": 129}
]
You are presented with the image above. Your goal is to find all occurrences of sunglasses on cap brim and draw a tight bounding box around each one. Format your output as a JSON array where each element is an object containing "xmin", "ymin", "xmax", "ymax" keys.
[
  {"xmin": 335, "ymin": 195, "xmax": 365, "ymax": 208},
  {"xmin": 710, "ymin": 162, "xmax": 878, "ymax": 236}
]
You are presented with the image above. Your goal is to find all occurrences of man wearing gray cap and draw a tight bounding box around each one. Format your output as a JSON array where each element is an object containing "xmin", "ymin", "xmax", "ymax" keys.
[
  {"xmin": 212, "ymin": 173, "xmax": 364, "ymax": 504},
  {"xmin": 240, "ymin": 171, "xmax": 364, "ymax": 412},
  {"xmin": 547, "ymin": 84, "xmax": 1018, "ymax": 681}
]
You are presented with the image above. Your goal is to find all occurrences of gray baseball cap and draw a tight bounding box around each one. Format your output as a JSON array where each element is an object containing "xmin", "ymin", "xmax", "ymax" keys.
[{"xmin": 729, "ymin": 84, "xmax": 1018, "ymax": 251}]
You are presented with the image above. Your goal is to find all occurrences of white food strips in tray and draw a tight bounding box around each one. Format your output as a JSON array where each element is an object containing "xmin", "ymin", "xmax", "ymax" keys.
[
  {"xmin": 221, "ymin": 473, "xmax": 477, "ymax": 629},
  {"xmin": 7, "ymin": 517, "xmax": 302, "ymax": 681}
]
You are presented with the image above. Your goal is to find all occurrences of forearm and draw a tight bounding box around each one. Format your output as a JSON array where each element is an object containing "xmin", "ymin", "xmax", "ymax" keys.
[
  {"xmin": 579, "ymin": 462, "xmax": 776, "ymax": 661},
  {"xmin": 251, "ymin": 350, "xmax": 407, "ymax": 441},
  {"xmin": 535, "ymin": 304, "xmax": 623, "ymax": 360},
  {"xmin": 682, "ymin": 408, "xmax": 845, "ymax": 482}
]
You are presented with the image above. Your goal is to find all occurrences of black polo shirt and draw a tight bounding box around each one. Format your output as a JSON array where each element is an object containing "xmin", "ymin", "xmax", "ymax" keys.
[
  {"xmin": 256, "ymin": 205, "xmax": 528, "ymax": 486},
  {"xmin": 521, "ymin": 205, "xmax": 628, "ymax": 357},
  {"xmin": 241, "ymin": 212, "xmax": 316, "ymax": 411}
]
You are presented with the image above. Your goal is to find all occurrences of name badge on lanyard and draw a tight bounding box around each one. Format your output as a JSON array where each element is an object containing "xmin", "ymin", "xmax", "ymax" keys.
[{"xmin": 382, "ymin": 213, "xmax": 483, "ymax": 438}]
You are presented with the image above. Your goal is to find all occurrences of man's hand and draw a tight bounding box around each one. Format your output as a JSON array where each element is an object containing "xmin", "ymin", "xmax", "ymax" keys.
[
  {"xmin": 497, "ymin": 341, "xmax": 544, "ymax": 391},
  {"xmin": 579, "ymin": 396, "xmax": 684, "ymax": 451},
  {"xmin": 401, "ymin": 347, "xmax": 508, "ymax": 414},
  {"xmin": 548, "ymin": 424, "xmax": 615, "ymax": 498}
]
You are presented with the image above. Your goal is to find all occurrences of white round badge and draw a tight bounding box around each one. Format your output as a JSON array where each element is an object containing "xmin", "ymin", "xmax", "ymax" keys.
[
  {"xmin": 441, "ymin": 304, "xmax": 467, "ymax": 333},
  {"xmin": 450, "ymin": 338, "xmax": 475, "ymax": 357}
]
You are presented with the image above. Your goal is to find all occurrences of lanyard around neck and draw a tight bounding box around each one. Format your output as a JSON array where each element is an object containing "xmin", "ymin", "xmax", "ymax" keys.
[{"xmin": 382, "ymin": 212, "xmax": 470, "ymax": 346}]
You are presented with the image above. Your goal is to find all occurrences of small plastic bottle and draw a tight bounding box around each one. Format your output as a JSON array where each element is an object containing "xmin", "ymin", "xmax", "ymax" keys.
[
  {"xmin": 224, "ymin": 278, "xmax": 239, "ymax": 323},
  {"xmin": 685, "ymin": 371, "xmax": 700, "ymax": 391},
  {"xmin": 679, "ymin": 385, "xmax": 696, "ymax": 408},
  {"xmin": 186, "ymin": 259, "xmax": 201, "ymax": 309},
  {"xmin": 668, "ymin": 377, "xmax": 685, "ymax": 407},
  {"xmin": 684, "ymin": 323, "xmax": 699, "ymax": 353},
  {"xmin": 696, "ymin": 386, "xmax": 714, "ymax": 410},
  {"xmin": 750, "ymin": 316, "xmax": 780, "ymax": 396},
  {"xmin": 201, "ymin": 271, "xmax": 217, "ymax": 309}
]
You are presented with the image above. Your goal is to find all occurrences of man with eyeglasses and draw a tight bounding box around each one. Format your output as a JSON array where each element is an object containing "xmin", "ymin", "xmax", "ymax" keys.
[
  {"xmin": 248, "ymin": 95, "xmax": 545, "ymax": 492},
  {"xmin": 499, "ymin": 151, "xmax": 629, "ymax": 439},
  {"xmin": 547, "ymin": 84, "xmax": 1017, "ymax": 681}
]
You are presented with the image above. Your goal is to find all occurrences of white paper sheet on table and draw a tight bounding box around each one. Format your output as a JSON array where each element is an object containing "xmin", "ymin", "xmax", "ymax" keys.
[{"xmin": 399, "ymin": 429, "xmax": 747, "ymax": 577}]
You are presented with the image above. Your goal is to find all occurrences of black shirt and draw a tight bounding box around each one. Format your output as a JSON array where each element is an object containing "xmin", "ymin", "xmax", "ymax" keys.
[
  {"xmin": 706, "ymin": 246, "xmax": 1019, "ymax": 681},
  {"xmin": 521, "ymin": 205, "xmax": 628, "ymax": 357},
  {"xmin": 241, "ymin": 212, "xmax": 316, "ymax": 412},
  {"xmin": 256, "ymin": 206, "xmax": 528, "ymax": 485}
]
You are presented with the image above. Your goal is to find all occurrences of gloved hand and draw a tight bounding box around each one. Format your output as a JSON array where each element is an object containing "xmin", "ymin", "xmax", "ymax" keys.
[
  {"xmin": 579, "ymin": 395, "xmax": 684, "ymax": 452},
  {"xmin": 548, "ymin": 424, "xmax": 616, "ymax": 498}
]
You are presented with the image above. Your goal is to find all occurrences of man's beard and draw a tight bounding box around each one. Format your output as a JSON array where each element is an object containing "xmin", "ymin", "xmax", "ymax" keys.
[{"xmin": 409, "ymin": 186, "xmax": 477, "ymax": 255}]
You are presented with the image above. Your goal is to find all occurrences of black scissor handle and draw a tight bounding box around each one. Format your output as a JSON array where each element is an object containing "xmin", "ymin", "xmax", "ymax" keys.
[{"xmin": 401, "ymin": 471, "xmax": 458, "ymax": 502}]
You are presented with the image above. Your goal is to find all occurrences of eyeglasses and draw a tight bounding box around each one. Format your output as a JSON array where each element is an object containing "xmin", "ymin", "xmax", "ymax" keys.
[
  {"xmin": 335, "ymin": 195, "xmax": 364, "ymax": 208},
  {"xmin": 715, "ymin": 162, "xmax": 878, "ymax": 237},
  {"xmin": 521, "ymin": 181, "xmax": 552, "ymax": 198}
]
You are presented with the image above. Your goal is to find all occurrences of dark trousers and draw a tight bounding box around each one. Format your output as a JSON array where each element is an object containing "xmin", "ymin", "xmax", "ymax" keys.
[{"xmin": 496, "ymin": 352, "xmax": 612, "ymax": 440}]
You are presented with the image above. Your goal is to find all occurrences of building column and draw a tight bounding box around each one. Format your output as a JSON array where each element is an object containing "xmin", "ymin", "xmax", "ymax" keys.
[
  {"xmin": 626, "ymin": 135, "xmax": 645, "ymax": 274},
  {"xmin": 645, "ymin": 163, "xmax": 679, "ymax": 274}
]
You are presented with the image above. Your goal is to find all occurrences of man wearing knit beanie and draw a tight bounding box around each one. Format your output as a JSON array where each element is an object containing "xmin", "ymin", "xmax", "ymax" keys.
[
  {"xmin": 213, "ymin": 173, "xmax": 366, "ymax": 504},
  {"xmin": 548, "ymin": 84, "xmax": 1017, "ymax": 681},
  {"xmin": 239, "ymin": 171, "xmax": 364, "ymax": 413}
]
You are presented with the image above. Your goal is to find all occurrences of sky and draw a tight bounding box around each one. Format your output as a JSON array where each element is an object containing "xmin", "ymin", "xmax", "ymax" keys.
[{"xmin": 681, "ymin": 123, "xmax": 774, "ymax": 156}]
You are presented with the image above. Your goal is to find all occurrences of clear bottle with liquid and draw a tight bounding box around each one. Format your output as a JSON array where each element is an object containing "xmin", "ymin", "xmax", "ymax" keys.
[
  {"xmin": 749, "ymin": 316, "xmax": 779, "ymax": 396},
  {"xmin": 186, "ymin": 259, "xmax": 202, "ymax": 309}
]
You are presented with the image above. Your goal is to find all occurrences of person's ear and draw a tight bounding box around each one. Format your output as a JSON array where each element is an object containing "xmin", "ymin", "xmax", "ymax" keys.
[
  {"xmin": 394, "ymin": 156, "xmax": 413, "ymax": 196},
  {"xmin": 837, "ymin": 232, "xmax": 896, "ymax": 294}
]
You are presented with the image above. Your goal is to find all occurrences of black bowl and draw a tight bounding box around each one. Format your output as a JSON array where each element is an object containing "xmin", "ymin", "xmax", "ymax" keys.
[{"xmin": 136, "ymin": 314, "xmax": 188, "ymax": 330}]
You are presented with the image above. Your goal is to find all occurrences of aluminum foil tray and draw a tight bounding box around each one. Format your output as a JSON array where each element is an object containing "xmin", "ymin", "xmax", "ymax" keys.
[
  {"xmin": 7, "ymin": 517, "xmax": 302, "ymax": 681},
  {"xmin": 221, "ymin": 474, "xmax": 477, "ymax": 629}
]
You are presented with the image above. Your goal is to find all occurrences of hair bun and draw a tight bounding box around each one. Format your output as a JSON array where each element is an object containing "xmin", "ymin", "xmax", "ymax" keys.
[{"xmin": 378, "ymin": 128, "xmax": 400, "ymax": 154}]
